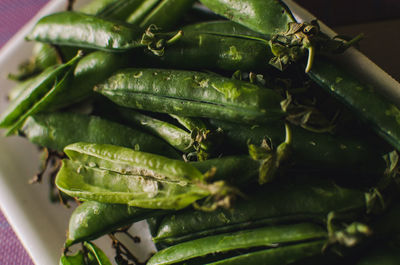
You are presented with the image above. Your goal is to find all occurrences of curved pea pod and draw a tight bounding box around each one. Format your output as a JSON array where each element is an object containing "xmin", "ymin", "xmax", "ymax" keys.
[
  {"xmin": 26, "ymin": 11, "xmax": 146, "ymax": 52},
  {"xmin": 308, "ymin": 56, "xmax": 400, "ymax": 152},
  {"xmin": 65, "ymin": 201, "xmax": 163, "ymax": 247},
  {"xmin": 1, "ymin": 53, "xmax": 84, "ymax": 136},
  {"xmin": 138, "ymin": 0, "xmax": 196, "ymax": 30},
  {"xmin": 55, "ymin": 159, "xmax": 210, "ymax": 210},
  {"xmin": 210, "ymin": 119, "xmax": 390, "ymax": 180},
  {"xmin": 191, "ymin": 155, "xmax": 260, "ymax": 185},
  {"xmin": 115, "ymin": 108, "xmax": 194, "ymax": 153},
  {"xmin": 0, "ymin": 53, "xmax": 82, "ymax": 129},
  {"xmin": 199, "ymin": 0, "xmax": 294, "ymax": 38},
  {"xmin": 12, "ymin": 0, "xmax": 145, "ymax": 81},
  {"xmin": 138, "ymin": 20, "xmax": 273, "ymax": 72},
  {"xmin": 21, "ymin": 112, "xmax": 180, "ymax": 158},
  {"xmin": 47, "ymin": 50, "xmax": 132, "ymax": 109},
  {"xmin": 147, "ymin": 223, "xmax": 326, "ymax": 265},
  {"xmin": 64, "ymin": 142, "xmax": 203, "ymax": 183},
  {"xmin": 86, "ymin": 0, "xmax": 146, "ymax": 21},
  {"xmin": 95, "ymin": 68, "xmax": 285, "ymax": 124},
  {"xmin": 83, "ymin": 242, "xmax": 112, "ymax": 265},
  {"xmin": 153, "ymin": 178, "xmax": 367, "ymax": 245}
]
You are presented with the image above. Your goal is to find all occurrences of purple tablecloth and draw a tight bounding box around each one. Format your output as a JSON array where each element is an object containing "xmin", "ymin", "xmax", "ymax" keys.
[{"xmin": 0, "ymin": 1, "xmax": 49, "ymax": 264}]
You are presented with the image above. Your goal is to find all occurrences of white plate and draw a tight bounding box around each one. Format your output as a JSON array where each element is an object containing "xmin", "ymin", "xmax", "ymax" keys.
[
  {"xmin": 0, "ymin": 1, "xmax": 399, "ymax": 265},
  {"xmin": 0, "ymin": 1, "xmax": 154, "ymax": 264}
]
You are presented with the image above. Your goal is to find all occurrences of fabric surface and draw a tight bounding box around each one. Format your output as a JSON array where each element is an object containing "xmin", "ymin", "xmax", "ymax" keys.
[{"xmin": 0, "ymin": 1, "xmax": 49, "ymax": 264}]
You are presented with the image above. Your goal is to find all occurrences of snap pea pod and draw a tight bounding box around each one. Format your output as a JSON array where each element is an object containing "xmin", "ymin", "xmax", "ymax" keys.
[
  {"xmin": 153, "ymin": 178, "xmax": 367, "ymax": 245},
  {"xmin": 63, "ymin": 142, "xmax": 203, "ymax": 183},
  {"xmin": 47, "ymin": 50, "xmax": 132, "ymax": 110},
  {"xmin": 147, "ymin": 223, "xmax": 326, "ymax": 265},
  {"xmin": 95, "ymin": 68, "xmax": 285, "ymax": 124},
  {"xmin": 190, "ymin": 155, "xmax": 260, "ymax": 185},
  {"xmin": 88, "ymin": 0, "xmax": 146, "ymax": 21},
  {"xmin": 308, "ymin": 57, "xmax": 400, "ymax": 152},
  {"xmin": 55, "ymin": 159, "xmax": 210, "ymax": 210},
  {"xmin": 209, "ymin": 119, "xmax": 390, "ymax": 179},
  {"xmin": 21, "ymin": 112, "xmax": 180, "ymax": 158},
  {"xmin": 115, "ymin": 107, "xmax": 221, "ymax": 159},
  {"xmin": 83, "ymin": 242, "xmax": 113, "ymax": 265},
  {"xmin": 0, "ymin": 53, "xmax": 81, "ymax": 128},
  {"xmin": 126, "ymin": 0, "xmax": 161, "ymax": 25},
  {"xmin": 12, "ymin": 0, "xmax": 141, "ymax": 81},
  {"xmin": 66, "ymin": 201, "xmax": 164, "ymax": 247},
  {"xmin": 138, "ymin": 20, "xmax": 273, "ymax": 72},
  {"xmin": 138, "ymin": 0, "xmax": 196, "ymax": 30},
  {"xmin": 199, "ymin": 0, "xmax": 294, "ymax": 38},
  {"xmin": 114, "ymin": 107, "xmax": 194, "ymax": 153},
  {"xmin": 206, "ymin": 240, "xmax": 325, "ymax": 265},
  {"xmin": 26, "ymin": 11, "xmax": 147, "ymax": 52}
]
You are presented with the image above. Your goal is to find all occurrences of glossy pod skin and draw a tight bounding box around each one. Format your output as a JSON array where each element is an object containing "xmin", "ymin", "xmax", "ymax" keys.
[
  {"xmin": 1, "ymin": 53, "xmax": 84, "ymax": 135},
  {"xmin": 137, "ymin": 0, "xmax": 196, "ymax": 30},
  {"xmin": 95, "ymin": 68, "xmax": 285, "ymax": 124},
  {"xmin": 55, "ymin": 159, "xmax": 209, "ymax": 210},
  {"xmin": 199, "ymin": 0, "xmax": 295, "ymax": 37},
  {"xmin": 26, "ymin": 11, "xmax": 145, "ymax": 52},
  {"xmin": 0, "ymin": 54, "xmax": 81, "ymax": 128},
  {"xmin": 65, "ymin": 200, "xmax": 161, "ymax": 247},
  {"xmin": 308, "ymin": 57, "xmax": 400, "ymax": 152},
  {"xmin": 200, "ymin": 0, "xmax": 400, "ymax": 152},
  {"xmin": 147, "ymin": 223, "xmax": 326, "ymax": 265},
  {"xmin": 63, "ymin": 142, "xmax": 203, "ymax": 182},
  {"xmin": 153, "ymin": 178, "xmax": 367, "ymax": 245},
  {"xmin": 113, "ymin": 107, "xmax": 194, "ymax": 153},
  {"xmin": 55, "ymin": 142, "xmax": 214, "ymax": 210},
  {"xmin": 21, "ymin": 112, "xmax": 180, "ymax": 158},
  {"xmin": 209, "ymin": 119, "xmax": 390, "ymax": 179},
  {"xmin": 47, "ymin": 50, "xmax": 132, "ymax": 109},
  {"xmin": 138, "ymin": 20, "xmax": 273, "ymax": 72}
]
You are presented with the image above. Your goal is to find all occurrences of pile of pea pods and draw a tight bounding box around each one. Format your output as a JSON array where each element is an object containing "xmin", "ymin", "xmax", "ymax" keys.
[{"xmin": 2, "ymin": 0, "xmax": 400, "ymax": 264}]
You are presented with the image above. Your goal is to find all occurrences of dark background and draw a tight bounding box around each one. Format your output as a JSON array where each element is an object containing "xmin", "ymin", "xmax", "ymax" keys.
[{"xmin": 294, "ymin": 0, "xmax": 400, "ymax": 81}]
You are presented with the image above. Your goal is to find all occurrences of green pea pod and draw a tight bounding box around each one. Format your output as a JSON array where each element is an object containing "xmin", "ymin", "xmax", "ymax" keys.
[
  {"xmin": 210, "ymin": 119, "xmax": 390, "ymax": 180},
  {"xmin": 60, "ymin": 250, "xmax": 85, "ymax": 265},
  {"xmin": 95, "ymin": 68, "xmax": 285, "ymax": 124},
  {"xmin": 83, "ymin": 242, "xmax": 112, "ymax": 265},
  {"xmin": 26, "ymin": 12, "xmax": 146, "ymax": 52},
  {"xmin": 191, "ymin": 155, "xmax": 260, "ymax": 185},
  {"xmin": 79, "ymin": 0, "xmax": 120, "ymax": 14},
  {"xmin": 11, "ymin": 0, "xmax": 142, "ymax": 81},
  {"xmin": 137, "ymin": 20, "xmax": 273, "ymax": 72},
  {"xmin": 206, "ymin": 240, "xmax": 325, "ymax": 265},
  {"xmin": 126, "ymin": 0, "xmax": 161, "ymax": 25},
  {"xmin": 308, "ymin": 57, "xmax": 400, "ymax": 152},
  {"xmin": 138, "ymin": 0, "xmax": 196, "ymax": 30},
  {"xmin": 147, "ymin": 223, "xmax": 326, "ymax": 265},
  {"xmin": 199, "ymin": 0, "xmax": 294, "ymax": 37},
  {"xmin": 55, "ymin": 159, "xmax": 209, "ymax": 210},
  {"xmin": 7, "ymin": 76, "xmax": 36, "ymax": 102},
  {"xmin": 21, "ymin": 112, "xmax": 180, "ymax": 158},
  {"xmin": 47, "ymin": 50, "xmax": 132, "ymax": 110},
  {"xmin": 115, "ymin": 107, "xmax": 194, "ymax": 153},
  {"xmin": 0, "ymin": 52, "xmax": 82, "ymax": 128},
  {"xmin": 89, "ymin": 0, "xmax": 146, "ymax": 21},
  {"xmin": 153, "ymin": 178, "xmax": 367, "ymax": 245},
  {"xmin": 63, "ymin": 142, "xmax": 202, "ymax": 182},
  {"xmin": 66, "ymin": 201, "xmax": 164, "ymax": 247}
]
